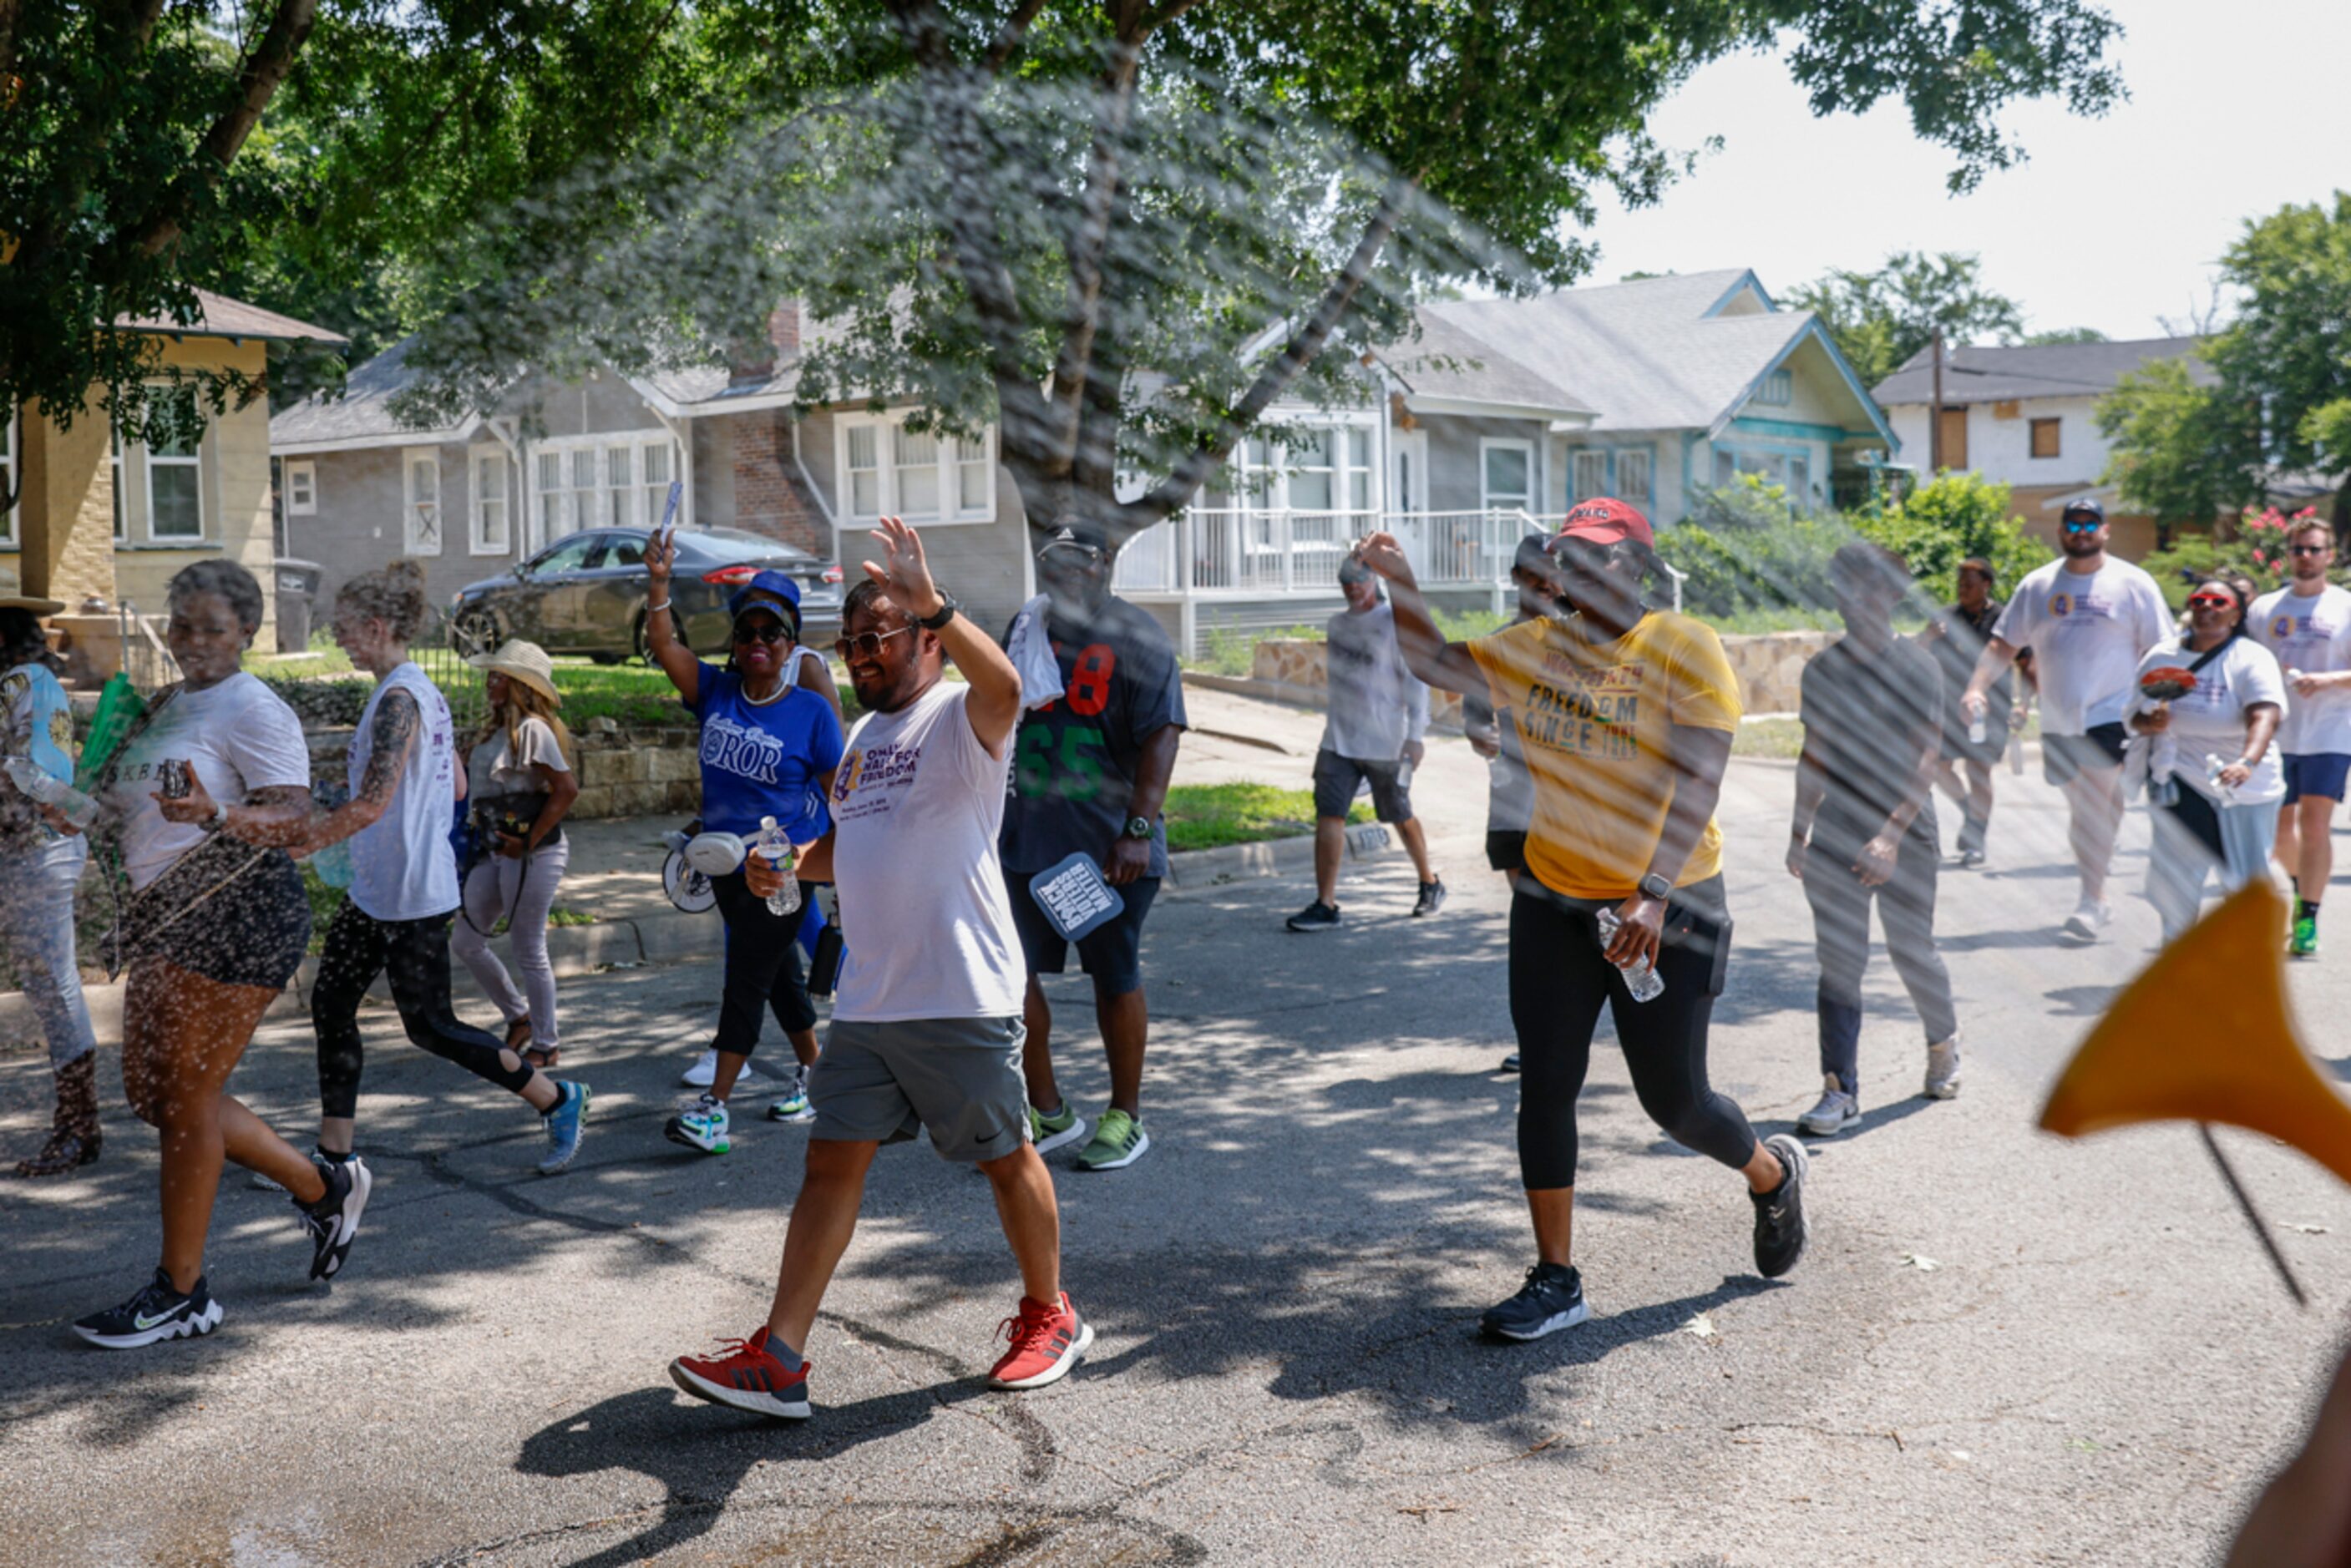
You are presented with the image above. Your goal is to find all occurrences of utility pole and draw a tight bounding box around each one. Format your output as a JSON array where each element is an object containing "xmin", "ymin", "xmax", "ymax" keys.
[{"xmin": 1930, "ymin": 328, "xmax": 1946, "ymax": 475}]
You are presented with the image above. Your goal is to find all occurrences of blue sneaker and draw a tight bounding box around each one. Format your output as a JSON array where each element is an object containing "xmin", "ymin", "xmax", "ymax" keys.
[{"xmin": 539, "ymin": 1082, "xmax": 589, "ymax": 1176}]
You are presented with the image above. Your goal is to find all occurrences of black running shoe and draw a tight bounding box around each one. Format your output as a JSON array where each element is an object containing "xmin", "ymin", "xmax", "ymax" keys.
[
  {"xmin": 73, "ymin": 1267, "xmax": 223, "ymax": 1350},
  {"xmin": 1412, "ymin": 879, "xmax": 1447, "ymax": 917},
  {"xmin": 297, "ymin": 1154, "xmax": 373, "ymax": 1281},
  {"xmin": 1497, "ymin": 1051, "xmax": 1522, "ymax": 1074},
  {"xmin": 1479, "ymin": 1262, "xmax": 1588, "ymax": 1342},
  {"xmin": 1285, "ymin": 900, "xmax": 1342, "ymax": 933},
  {"xmin": 1751, "ymin": 1133, "xmax": 1810, "ymax": 1279}
]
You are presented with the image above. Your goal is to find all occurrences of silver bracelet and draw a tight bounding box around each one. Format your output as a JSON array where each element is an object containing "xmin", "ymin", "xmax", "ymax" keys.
[{"xmin": 647, "ymin": 598, "xmax": 671, "ymax": 614}]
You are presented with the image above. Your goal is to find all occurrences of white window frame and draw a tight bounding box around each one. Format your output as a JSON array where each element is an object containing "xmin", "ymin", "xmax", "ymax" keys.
[
  {"xmin": 111, "ymin": 426, "xmax": 127, "ymax": 543},
  {"xmin": 529, "ymin": 429, "xmax": 676, "ymax": 539},
  {"xmin": 1479, "ymin": 438, "xmax": 1537, "ymax": 514},
  {"xmin": 535, "ymin": 450, "xmax": 568, "ymax": 542},
  {"xmin": 834, "ymin": 411, "xmax": 997, "ymax": 526},
  {"xmin": 0, "ymin": 410, "xmax": 15, "ymax": 547},
  {"xmin": 284, "ymin": 459, "xmax": 317, "ymax": 516},
  {"xmin": 641, "ymin": 440, "xmax": 675, "ymax": 530},
  {"xmin": 1615, "ymin": 447, "xmax": 1654, "ymax": 508},
  {"xmin": 404, "ymin": 452, "xmax": 443, "ymax": 556},
  {"xmin": 144, "ymin": 390, "xmax": 206, "ymax": 543},
  {"xmin": 1754, "ymin": 368, "xmax": 1794, "ymax": 407},
  {"xmin": 469, "ymin": 446, "xmax": 510, "ymax": 555},
  {"xmin": 1569, "ymin": 448, "xmax": 1609, "ymax": 503}
]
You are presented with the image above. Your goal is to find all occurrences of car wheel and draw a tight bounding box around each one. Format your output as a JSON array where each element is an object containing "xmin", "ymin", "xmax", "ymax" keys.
[
  {"xmin": 451, "ymin": 609, "xmax": 502, "ymax": 657},
  {"xmin": 634, "ymin": 604, "xmax": 681, "ymax": 665},
  {"xmin": 589, "ymin": 652, "xmax": 624, "ymax": 666}
]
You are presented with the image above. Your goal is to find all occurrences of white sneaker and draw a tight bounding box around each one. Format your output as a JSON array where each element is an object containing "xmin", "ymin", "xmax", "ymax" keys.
[
  {"xmin": 1924, "ymin": 1035, "xmax": 1963, "ymax": 1100},
  {"xmin": 2059, "ymin": 898, "xmax": 2113, "ymax": 945},
  {"xmin": 1796, "ymin": 1075, "xmax": 1862, "ymax": 1136},
  {"xmin": 663, "ymin": 1094, "xmax": 731, "ymax": 1154}
]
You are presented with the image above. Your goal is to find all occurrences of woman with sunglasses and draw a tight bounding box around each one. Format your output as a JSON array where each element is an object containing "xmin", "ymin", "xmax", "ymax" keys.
[
  {"xmin": 645, "ymin": 535, "xmax": 845, "ymax": 1151},
  {"xmin": 2127, "ymin": 575, "xmax": 2287, "ymax": 942}
]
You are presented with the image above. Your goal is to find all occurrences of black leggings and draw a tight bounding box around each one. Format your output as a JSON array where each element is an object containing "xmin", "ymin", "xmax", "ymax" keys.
[
  {"xmin": 1507, "ymin": 877, "xmax": 1757, "ymax": 1191},
  {"xmin": 313, "ymin": 901, "xmax": 534, "ymax": 1120},
  {"xmin": 710, "ymin": 868, "xmax": 817, "ymax": 1058}
]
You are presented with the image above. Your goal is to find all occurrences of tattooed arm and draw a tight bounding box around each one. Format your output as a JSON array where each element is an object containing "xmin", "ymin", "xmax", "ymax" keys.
[{"xmin": 236, "ymin": 688, "xmax": 419, "ymax": 855}]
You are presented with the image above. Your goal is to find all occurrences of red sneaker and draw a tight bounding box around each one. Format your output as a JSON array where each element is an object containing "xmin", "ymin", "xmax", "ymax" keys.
[
  {"xmin": 668, "ymin": 1326, "xmax": 812, "ymax": 1419},
  {"xmin": 986, "ymin": 1292, "xmax": 1093, "ymax": 1389}
]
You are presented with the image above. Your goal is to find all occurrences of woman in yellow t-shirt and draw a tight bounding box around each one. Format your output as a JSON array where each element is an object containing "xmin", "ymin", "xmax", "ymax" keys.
[{"xmin": 1356, "ymin": 498, "xmax": 1810, "ymax": 1342}]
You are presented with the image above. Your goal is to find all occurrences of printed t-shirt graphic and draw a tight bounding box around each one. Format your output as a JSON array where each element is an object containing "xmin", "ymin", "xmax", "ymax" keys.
[
  {"xmin": 1991, "ymin": 559, "xmax": 2171, "ymax": 735},
  {"xmin": 999, "ymin": 599, "xmax": 1187, "ymax": 878},
  {"xmin": 2250, "ymin": 583, "xmax": 2351, "ymax": 755},
  {"xmin": 687, "ymin": 663, "xmax": 844, "ymax": 843},
  {"xmin": 1466, "ymin": 611, "xmax": 1741, "ymax": 899},
  {"xmin": 829, "ymin": 682, "xmax": 1025, "ymax": 1023}
]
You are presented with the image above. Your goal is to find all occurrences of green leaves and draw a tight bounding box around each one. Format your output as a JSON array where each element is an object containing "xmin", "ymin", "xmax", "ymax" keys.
[{"xmin": 1789, "ymin": 251, "xmax": 2029, "ymax": 390}]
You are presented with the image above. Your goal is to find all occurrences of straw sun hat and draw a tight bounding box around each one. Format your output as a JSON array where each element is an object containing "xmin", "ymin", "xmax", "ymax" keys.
[
  {"xmin": 466, "ymin": 640, "xmax": 560, "ymax": 706},
  {"xmin": 0, "ymin": 595, "xmax": 67, "ymax": 615}
]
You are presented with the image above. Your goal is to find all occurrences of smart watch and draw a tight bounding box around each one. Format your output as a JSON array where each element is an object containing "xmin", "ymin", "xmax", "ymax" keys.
[
  {"xmin": 1636, "ymin": 873, "xmax": 1674, "ymax": 903},
  {"xmin": 917, "ymin": 594, "xmax": 960, "ymax": 631},
  {"xmin": 1123, "ymin": 815, "xmax": 1153, "ymax": 840}
]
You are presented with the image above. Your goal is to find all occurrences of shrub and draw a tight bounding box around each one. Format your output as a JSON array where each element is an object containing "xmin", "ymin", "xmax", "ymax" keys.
[
  {"xmin": 1654, "ymin": 477, "xmax": 1851, "ymax": 619},
  {"xmin": 2141, "ymin": 505, "xmax": 2317, "ymax": 609},
  {"xmin": 1851, "ymin": 471, "xmax": 2053, "ymax": 606}
]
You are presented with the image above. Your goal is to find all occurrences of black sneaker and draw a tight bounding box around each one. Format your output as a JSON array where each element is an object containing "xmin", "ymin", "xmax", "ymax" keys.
[
  {"xmin": 1480, "ymin": 1262, "xmax": 1588, "ymax": 1341},
  {"xmin": 1412, "ymin": 879, "xmax": 1447, "ymax": 917},
  {"xmin": 73, "ymin": 1267, "xmax": 223, "ymax": 1350},
  {"xmin": 297, "ymin": 1154, "xmax": 373, "ymax": 1282},
  {"xmin": 1497, "ymin": 1051, "xmax": 1522, "ymax": 1074},
  {"xmin": 1750, "ymin": 1133, "xmax": 1810, "ymax": 1279},
  {"xmin": 1285, "ymin": 900, "xmax": 1342, "ymax": 933}
]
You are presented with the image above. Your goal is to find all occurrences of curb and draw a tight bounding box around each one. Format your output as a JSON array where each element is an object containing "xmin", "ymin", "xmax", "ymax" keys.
[
  {"xmin": 1181, "ymin": 671, "xmax": 1470, "ymax": 735},
  {"xmin": 1163, "ymin": 822, "xmax": 1394, "ymax": 889}
]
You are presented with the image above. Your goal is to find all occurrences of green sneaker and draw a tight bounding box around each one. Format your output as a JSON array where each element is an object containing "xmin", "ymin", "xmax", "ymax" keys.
[
  {"xmin": 1030, "ymin": 1102, "xmax": 1087, "ymax": 1156},
  {"xmin": 1073, "ymin": 1108, "xmax": 1150, "ymax": 1171},
  {"xmin": 2292, "ymin": 913, "xmax": 2320, "ymax": 959}
]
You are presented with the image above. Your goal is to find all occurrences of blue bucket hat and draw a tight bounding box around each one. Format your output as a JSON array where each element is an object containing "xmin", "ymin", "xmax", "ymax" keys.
[{"xmin": 728, "ymin": 569, "xmax": 803, "ymax": 630}]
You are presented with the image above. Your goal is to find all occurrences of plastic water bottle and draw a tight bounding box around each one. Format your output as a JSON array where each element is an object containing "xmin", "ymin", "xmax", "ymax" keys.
[
  {"xmin": 1594, "ymin": 906, "xmax": 1664, "ymax": 1004},
  {"xmin": 756, "ymin": 814, "xmax": 801, "ymax": 917},
  {"xmin": 2205, "ymin": 752, "xmax": 2240, "ymax": 805},
  {"xmin": 3, "ymin": 758, "xmax": 101, "ymax": 830}
]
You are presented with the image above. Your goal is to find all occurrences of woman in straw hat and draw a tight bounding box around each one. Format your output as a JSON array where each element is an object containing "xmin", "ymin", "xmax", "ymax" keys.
[
  {"xmin": 0, "ymin": 594, "xmax": 102, "ymax": 1177},
  {"xmin": 450, "ymin": 640, "xmax": 580, "ymax": 1069}
]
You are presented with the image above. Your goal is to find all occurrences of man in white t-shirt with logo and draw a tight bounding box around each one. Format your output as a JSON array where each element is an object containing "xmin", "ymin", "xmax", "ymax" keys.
[
  {"xmin": 669, "ymin": 516, "xmax": 1090, "ymax": 1422},
  {"xmin": 1960, "ymin": 498, "xmax": 2171, "ymax": 944},
  {"xmin": 2251, "ymin": 515, "xmax": 2351, "ymax": 958}
]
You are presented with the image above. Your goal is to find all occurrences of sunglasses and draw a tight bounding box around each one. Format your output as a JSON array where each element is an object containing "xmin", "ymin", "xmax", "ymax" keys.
[
  {"xmin": 2061, "ymin": 518, "xmax": 2103, "ymax": 533},
  {"xmin": 732, "ymin": 620, "xmax": 792, "ymax": 645},
  {"xmin": 833, "ymin": 625, "xmax": 915, "ymax": 660},
  {"xmin": 2291, "ymin": 544, "xmax": 2332, "ymax": 556},
  {"xmin": 2186, "ymin": 593, "xmax": 2237, "ymax": 610}
]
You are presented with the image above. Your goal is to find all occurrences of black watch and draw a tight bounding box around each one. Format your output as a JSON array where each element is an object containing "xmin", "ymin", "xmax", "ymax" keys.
[
  {"xmin": 1122, "ymin": 815, "xmax": 1153, "ymax": 840},
  {"xmin": 917, "ymin": 594, "xmax": 960, "ymax": 631},
  {"xmin": 1636, "ymin": 873, "xmax": 1674, "ymax": 903}
]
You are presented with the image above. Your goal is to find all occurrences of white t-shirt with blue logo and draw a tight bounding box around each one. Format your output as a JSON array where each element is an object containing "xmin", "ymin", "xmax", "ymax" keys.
[
  {"xmin": 1992, "ymin": 558, "xmax": 2172, "ymax": 736},
  {"xmin": 687, "ymin": 663, "xmax": 844, "ymax": 842},
  {"xmin": 2131, "ymin": 635, "xmax": 2289, "ymax": 806},
  {"xmin": 2250, "ymin": 583, "xmax": 2351, "ymax": 756}
]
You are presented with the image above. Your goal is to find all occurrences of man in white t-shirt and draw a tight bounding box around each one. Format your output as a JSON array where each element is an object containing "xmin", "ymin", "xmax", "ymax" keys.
[
  {"xmin": 669, "ymin": 516, "xmax": 1090, "ymax": 1422},
  {"xmin": 2251, "ymin": 516, "xmax": 2351, "ymax": 958},
  {"xmin": 1960, "ymin": 498, "xmax": 2171, "ymax": 943}
]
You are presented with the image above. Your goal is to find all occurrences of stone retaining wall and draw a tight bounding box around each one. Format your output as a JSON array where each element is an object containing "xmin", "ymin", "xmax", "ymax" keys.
[
  {"xmin": 306, "ymin": 721, "xmax": 703, "ymax": 820},
  {"xmin": 1254, "ymin": 627, "xmax": 1834, "ymax": 717}
]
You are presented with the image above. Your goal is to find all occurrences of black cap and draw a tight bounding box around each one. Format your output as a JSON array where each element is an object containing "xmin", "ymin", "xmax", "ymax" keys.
[
  {"xmin": 1512, "ymin": 534, "xmax": 1553, "ymax": 576},
  {"xmin": 1039, "ymin": 519, "xmax": 1112, "ymax": 557},
  {"xmin": 2060, "ymin": 497, "xmax": 2106, "ymax": 525}
]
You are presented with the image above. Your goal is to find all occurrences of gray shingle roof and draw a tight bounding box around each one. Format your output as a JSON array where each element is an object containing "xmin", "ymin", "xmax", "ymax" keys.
[
  {"xmin": 1383, "ymin": 308, "xmax": 1592, "ymax": 416},
  {"xmin": 117, "ymin": 288, "xmax": 347, "ymax": 345},
  {"xmin": 271, "ymin": 336, "xmax": 464, "ymax": 447},
  {"xmin": 1405, "ymin": 270, "xmax": 1822, "ymax": 432},
  {"xmin": 1872, "ymin": 336, "xmax": 2212, "ymax": 407}
]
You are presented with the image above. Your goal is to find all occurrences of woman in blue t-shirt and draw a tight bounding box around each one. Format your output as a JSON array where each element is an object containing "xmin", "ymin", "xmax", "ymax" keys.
[{"xmin": 644, "ymin": 539, "xmax": 844, "ymax": 1154}]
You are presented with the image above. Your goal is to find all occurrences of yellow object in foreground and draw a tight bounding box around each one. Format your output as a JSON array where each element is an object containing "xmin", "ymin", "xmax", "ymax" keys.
[{"xmin": 2039, "ymin": 880, "xmax": 2351, "ymax": 1188}]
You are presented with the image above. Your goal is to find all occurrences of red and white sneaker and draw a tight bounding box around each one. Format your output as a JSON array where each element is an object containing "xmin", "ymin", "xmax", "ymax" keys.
[
  {"xmin": 668, "ymin": 1326, "xmax": 812, "ymax": 1419},
  {"xmin": 987, "ymin": 1291, "xmax": 1093, "ymax": 1390}
]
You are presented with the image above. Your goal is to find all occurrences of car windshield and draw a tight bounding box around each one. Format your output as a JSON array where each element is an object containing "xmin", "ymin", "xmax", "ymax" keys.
[
  {"xmin": 679, "ymin": 528, "xmax": 817, "ymax": 565},
  {"xmin": 530, "ymin": 536, "xmax": 599, "ymax": 574}
]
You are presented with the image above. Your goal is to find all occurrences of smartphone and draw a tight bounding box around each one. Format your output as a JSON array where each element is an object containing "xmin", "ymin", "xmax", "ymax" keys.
[
  {"xmin": 654, "ymin": 480, "xmax": 683, "ymax": 553},
  {"xmin": 159, "ymin": 758, "xmax": 191, "ymax": 800}
]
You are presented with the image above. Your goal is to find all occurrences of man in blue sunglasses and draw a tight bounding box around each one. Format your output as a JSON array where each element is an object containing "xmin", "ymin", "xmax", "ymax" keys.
[{"xmin": 1958, "ymin": 498, "xmax": 2171, "ymax": 944}]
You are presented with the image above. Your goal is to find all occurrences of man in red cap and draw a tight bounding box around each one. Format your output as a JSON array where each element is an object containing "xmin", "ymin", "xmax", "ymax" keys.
[{"xmin": 1353, "ymin": 497, "xmax": 1811, "ymax": 1341}]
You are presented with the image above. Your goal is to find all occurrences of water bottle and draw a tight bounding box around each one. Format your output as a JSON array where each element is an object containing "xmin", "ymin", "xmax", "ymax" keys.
[
  {"xmin": 756, "ymin": 814, "xmax": 801, "ymax": 917},
  {"xmin": 1968, "ymin": 711, "xmax": 1988, "ymax": 746},
  {"xmin": 1594, "ymin": 906, "xmax": 1664, "ymax": 1004},
  {"xmin": 3, "ymin": 757, "xmax": 101, "ymax": 830},
  {"xmin": 2204, "ymin": 752, "xmax": 2240, "ymax": 805}
]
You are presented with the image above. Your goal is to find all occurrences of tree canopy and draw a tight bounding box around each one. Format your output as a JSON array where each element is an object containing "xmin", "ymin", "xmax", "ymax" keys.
[
  {"xmin": 1788, "ymin": 250, "xmax": 2029, "ymax": 391},
  {"xmin": 5, "ymin": 0, "xmax": 2128, "ymax": 530}
]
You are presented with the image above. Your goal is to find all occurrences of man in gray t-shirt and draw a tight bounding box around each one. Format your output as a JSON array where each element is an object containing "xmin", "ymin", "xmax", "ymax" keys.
[{"xmin": 1286, "ymin": 555, "xmax": 1443, "ymax": 932}]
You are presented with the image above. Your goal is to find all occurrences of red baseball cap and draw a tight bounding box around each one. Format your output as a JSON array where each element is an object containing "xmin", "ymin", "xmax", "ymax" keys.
[{"xmin": 1552, "ymin": 497, "xmax": 1654, "ymax": 551}]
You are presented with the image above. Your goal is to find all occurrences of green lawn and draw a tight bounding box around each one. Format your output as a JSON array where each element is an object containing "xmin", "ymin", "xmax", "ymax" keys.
[{"xmin": 1163, "ymin": 781, "xmax": 1370, "ymax": 852}]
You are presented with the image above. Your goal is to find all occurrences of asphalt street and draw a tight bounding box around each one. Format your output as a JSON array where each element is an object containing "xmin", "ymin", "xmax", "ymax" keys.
[{"xmin": 3, "ymin": 688, "xmax": 2349, "ymax": 1566}]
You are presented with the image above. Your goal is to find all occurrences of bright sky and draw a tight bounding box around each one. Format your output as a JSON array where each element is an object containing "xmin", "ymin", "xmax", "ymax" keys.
[{"xmin": 1585, "ymin": 0, "xmax": 2350, "ymax": 342}]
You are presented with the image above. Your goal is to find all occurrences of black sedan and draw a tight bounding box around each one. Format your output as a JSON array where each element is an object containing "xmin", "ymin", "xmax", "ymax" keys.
[{"xmin": 448, "ymin": 528, "xmax": 844, "ymax": 662}]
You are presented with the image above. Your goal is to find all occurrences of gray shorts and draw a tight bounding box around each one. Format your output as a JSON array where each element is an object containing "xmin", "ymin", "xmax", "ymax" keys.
[{"xmin": 809, "ymin": 1015, "xmax": 1031, "ymax": 1164}]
